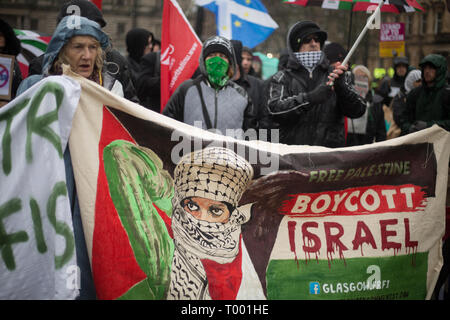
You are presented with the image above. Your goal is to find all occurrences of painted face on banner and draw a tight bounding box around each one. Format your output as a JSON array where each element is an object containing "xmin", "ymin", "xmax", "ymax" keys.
[{"xmin": 181, "ymin": 197, "xmax": 231, "ymax": 224}]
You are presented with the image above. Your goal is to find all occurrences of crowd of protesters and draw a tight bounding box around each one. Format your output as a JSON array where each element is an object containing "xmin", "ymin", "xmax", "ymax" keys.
[{"xmin": 0, "ymin": 0, "xmax": 449, "ymax": 300}]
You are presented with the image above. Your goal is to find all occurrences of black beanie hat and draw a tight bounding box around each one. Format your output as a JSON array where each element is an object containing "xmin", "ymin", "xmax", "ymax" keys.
[
  {"xmin": 57, "ymin": 0, "xmax": 107, "ymax": 28},
  {"xmin": 288, "ymin": 21, "xmax": 327, "ymax": 52},
  {"xmin": 393, "ymin": 56, "xmax": 409, "ymax": 67},
  {"xmin": 324, "ymin": 42, "xmax": 347, "ymax": 64},
  {"xmin": 202, "ymin": 36, "xmax": 234, "ymax": 64},
  {"xmin": 0, "ymin": 18, "xmax": 21, "ymax": 56}
]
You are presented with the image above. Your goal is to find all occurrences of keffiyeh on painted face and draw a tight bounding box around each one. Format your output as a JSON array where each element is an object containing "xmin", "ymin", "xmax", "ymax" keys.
[
  {"xmin": 294, "ymin": 51, "xmax": 323, "ymax": 73},
  {"xmin": 205, "ymin": 56, "xmax": 230, "ymax": 88}
]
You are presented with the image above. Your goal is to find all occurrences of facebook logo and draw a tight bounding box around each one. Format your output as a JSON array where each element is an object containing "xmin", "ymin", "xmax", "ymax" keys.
[{"xmin": 309, "ymin": 282, "xmax": 320, "ymax": 295}]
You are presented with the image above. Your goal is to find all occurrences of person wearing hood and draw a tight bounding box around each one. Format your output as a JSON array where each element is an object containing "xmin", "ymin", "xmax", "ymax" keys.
[
  {"xmin": 17, "ymin": 16, "xmax": 111, "ymax": 94},
  {"xmin": 378, "ymin": 56, "xmax": 412, "ymax": 106},
  {"xmin": 163, "ymin": 35, "xmax": 258, "ymax": 137},
  {"xmin": 26, "ymin": 0, "xmax": 138, "ymax": 104},
  {"xmin": 241, "ymin": 46, "xmax": 255, "ymax": 76},
  {"xmin": 391, "ymin": 69, "xmax": 421, "ymax": 133},
  {"xmin": 136, "ymin": 50, "xmax": 161, "ymax": 112},
  {"xmin": 266, "ymin": 21, "xmax": 366, "ymax": 147},
  {"xmin": 230, "ymin": 40, "xmax": 265, "ymax": 131},
  {"xmin": 0, "ymin": 18, "xmax": 23, "ymax": 102},
  {"xmin": 16, "ymin": 15, "xmax": 113, "ymax": 300},
  {"xmin": 399, "ymin": 54, "xmax": 450, "ymax": 134},
  {"xmin": 125, "ymin": 27, "xmax": 153, "ymax": 87}
]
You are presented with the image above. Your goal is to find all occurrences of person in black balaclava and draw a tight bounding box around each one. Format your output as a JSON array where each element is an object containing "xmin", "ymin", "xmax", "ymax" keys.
[
  {"xmin": 0, "ymin": 18, "xmax": 23, "ymax": 101},
  {"xmin": 125, "ymin": 28, "xmax": 153, "ymax": 87}
]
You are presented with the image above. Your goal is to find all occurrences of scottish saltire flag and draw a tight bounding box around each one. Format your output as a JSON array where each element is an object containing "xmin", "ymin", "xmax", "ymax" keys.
[{"xmin": 195, "ymin": 0, "xmax": 279, "ymax": 48}]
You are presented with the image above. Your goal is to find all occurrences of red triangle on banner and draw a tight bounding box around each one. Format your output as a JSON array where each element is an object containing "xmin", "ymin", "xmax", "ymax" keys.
[{"xmin": 91, "ymin": 107, "xmax": 147, "ymax": 300}]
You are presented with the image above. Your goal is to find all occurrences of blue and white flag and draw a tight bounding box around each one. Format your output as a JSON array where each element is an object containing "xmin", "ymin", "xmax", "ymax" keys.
[{"xmin": 195, "ymin": 0, "xmax": 278, "ymax": 48}]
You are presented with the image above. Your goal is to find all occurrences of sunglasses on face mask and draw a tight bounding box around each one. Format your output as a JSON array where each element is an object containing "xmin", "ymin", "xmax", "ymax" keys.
[{"xmin": 302, "ymin": 35, "xmax": 320, "ymax": 44}]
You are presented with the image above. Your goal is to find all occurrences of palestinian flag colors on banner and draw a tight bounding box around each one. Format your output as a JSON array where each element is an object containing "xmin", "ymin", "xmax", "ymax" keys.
[
  {"xmin": 283, "ymin": 0, "xmax": 424, "ymax": 12},
  {"xmin": 0, "ymin": 69, "xmax": 449, "ymax": 300},
  {"xmin": 14, "ymin": 29, "xmax": 51, "ymax": 78}
]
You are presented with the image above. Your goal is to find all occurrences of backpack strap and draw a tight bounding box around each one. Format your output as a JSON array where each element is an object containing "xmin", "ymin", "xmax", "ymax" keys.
[{"xmin": 194, "ymin": 79, "xmax": 215, "ymax": 129}]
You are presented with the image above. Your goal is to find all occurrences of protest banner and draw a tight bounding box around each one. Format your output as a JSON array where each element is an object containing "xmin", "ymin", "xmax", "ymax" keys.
[
  {"xmin": 0, "ymin": 54, "xmax": 15, "ymax": 103},
  {"xmin": 379, "ymin": 22, "xmax": 406, "ymax": 58},
  {"xmin": 1, "ymin": 69, "xmax": 449, "ymax": 300},
  {"xmin": 0, "ymin": 75, "xmax": 80, "ymax": 299}
]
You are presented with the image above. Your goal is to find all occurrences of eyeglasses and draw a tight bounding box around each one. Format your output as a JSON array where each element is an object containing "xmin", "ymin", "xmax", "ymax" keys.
[{"xmin": 302, "ymin": 35, "xmax": 320, "ymax": 44}]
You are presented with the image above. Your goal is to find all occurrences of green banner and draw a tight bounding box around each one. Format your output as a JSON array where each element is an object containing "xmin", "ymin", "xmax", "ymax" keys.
[{"xmin": 267, "ymin": 253, "xmax": 428, "ymax": 300}]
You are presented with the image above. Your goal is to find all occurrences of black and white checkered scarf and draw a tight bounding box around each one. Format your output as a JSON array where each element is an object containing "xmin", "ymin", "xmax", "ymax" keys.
[
  {"xmin": 167, "ymin": 197, "xmax": 250, "ymax": 300},
  {"xmin": 293, "ymin": 51, "xmax": 323, "ymax": 73}
]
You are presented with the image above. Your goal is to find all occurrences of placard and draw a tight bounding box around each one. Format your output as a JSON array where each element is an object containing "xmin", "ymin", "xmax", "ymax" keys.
[{"xmin": 0, "ymin": 54, "xmax": 15, "ymax": 103}]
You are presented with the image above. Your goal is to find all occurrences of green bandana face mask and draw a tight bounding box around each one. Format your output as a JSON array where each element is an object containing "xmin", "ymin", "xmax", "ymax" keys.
[{"xmin": 205, "ymin": 56, "xmax": 230, "ymax": 88}]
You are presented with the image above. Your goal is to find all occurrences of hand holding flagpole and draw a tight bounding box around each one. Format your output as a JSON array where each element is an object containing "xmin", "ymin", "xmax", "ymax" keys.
[{"xmin": 327, "ymin": 0, "xmax": 384, "ymax": 86}]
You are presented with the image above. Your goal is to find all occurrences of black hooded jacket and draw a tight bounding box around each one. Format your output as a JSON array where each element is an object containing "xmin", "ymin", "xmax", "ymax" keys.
[
  {"xmin": 125, "ymin": 28, "xmax": 153, "ymax": 87},
  {"xmin": 266, "ymin": 21, "xmax": 366, "ymax": 147},
  {"xmin": 0, "ymin": 18, "xmax": 23, "ymax": 99},
  {"xmin": 136, "ymin": 51, "xmax": 161, "ymax": 112}
]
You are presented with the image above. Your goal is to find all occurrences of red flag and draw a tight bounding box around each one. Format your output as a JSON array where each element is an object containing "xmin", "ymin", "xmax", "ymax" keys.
[
  {"xmin": 160, "ymin": 0, "xmax": 202, "ymax": 112},
  {"xmin": 91, "ymin": 0, "xmax": 102, "ymax": 10}
]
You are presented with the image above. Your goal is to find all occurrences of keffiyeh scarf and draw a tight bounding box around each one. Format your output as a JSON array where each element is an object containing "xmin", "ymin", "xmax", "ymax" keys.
[{"xmin": 294, "ymin": 51, "xmax": 323, "ymax": 73}]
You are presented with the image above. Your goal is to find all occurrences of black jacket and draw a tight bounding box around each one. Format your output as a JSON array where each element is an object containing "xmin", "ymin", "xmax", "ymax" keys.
[
  {"xmin": 267, "ymin": 54, "xmax": 366, "ymax": 147},
  {"xmin": 136, "ymin": 51, "xmax": 160, "ymax": 113},
  {"xmin": 234, "ymin": 73, "xmax": 264, "ymax": 121}
]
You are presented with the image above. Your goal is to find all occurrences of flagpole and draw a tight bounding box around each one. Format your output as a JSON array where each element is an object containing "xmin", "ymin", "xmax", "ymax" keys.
[
  {"xmin": 342, "ymin": 0, "xmax": 383, "ymax": 66},
  {"xmin": 347, "ymin": 2, "xmax": 354, "ymax": 51}
]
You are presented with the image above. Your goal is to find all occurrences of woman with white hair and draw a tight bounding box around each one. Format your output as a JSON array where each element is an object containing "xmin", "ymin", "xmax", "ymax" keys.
[
  {"xmin": 17, "ymin": 15, "xmax": 120, "ymax": 95},
  {"xmin": 16, "ymin": 15, "xmax": 115, "ymax": 300}
]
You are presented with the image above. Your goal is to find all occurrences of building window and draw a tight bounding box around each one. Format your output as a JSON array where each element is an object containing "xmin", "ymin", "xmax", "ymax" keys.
[
  {"xmin": 434, "ymin": 12, "xmax": 442, "ymax": 34},
  {"xmin": 117, "ymin": 22, "xmax": 126, "ymax": 36},
  {"xmin": 405, "ymin": 15, "xmax": 412, "ymax": 35},
  {"xmin": 30, "ymin": 18, "xmax": 38, "ymax": 31},
  {"xmin": 420, "ymin": 13, "xmax": 427, "ymax": 35}
]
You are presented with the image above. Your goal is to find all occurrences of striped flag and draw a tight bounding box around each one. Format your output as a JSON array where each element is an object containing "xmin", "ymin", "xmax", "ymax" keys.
[
  {"xmin": 283, "ymin": 0, "xmax": 423, "ymax": 12},
  {"xmin": 14, "ymin": 29, "xmax": 51, "ymax": 77}
]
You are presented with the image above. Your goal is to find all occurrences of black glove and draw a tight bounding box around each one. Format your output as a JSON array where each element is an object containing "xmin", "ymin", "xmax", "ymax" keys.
[
  {"xmin": 408, "ymin": 120, "xmax": 428, "ymax": 133},
  {"xmin": 306, "ymin": 84, "xmax": 333, "ymax": 105}
]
